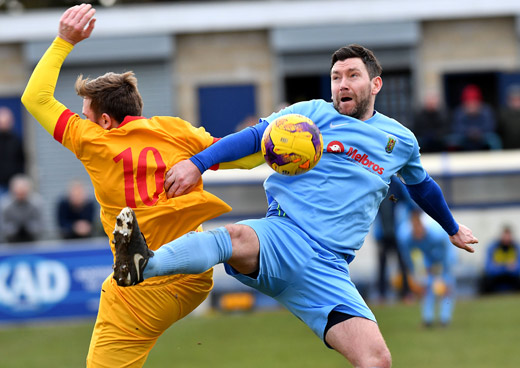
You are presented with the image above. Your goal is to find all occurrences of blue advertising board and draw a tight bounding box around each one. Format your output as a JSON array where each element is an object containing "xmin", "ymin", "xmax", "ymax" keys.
[{"xmin": 0, "ymin": 239, "xmax": 113, "ymax": 324}]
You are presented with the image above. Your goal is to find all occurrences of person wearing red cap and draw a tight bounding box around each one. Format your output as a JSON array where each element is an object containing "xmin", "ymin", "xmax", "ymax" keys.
[{"xmin": 450, "ymin": 84, "xmax": 502, "ymax": 151}]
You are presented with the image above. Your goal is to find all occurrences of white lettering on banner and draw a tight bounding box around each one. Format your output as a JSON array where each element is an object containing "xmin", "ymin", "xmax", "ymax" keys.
[
  {"xmin": 73, "ymin": 266, "xmax": 112, "ymax": 292},
  {"xmin": 0, "ymin": 260, "xmax": 70, "ymax": 310},
  {"xmin": 0, "ymin": 264, "xmax": 16, "ymax": 306},
  {"xmin": 37, "ymin": 261, "xmax": 70, "ymax": 303}
]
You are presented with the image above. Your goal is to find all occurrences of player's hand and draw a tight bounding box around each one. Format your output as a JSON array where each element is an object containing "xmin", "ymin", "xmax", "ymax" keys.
[
  {"xmin": 164, "ymin": 159, "xmax": 202, "ymax": 198},
  {"xmin": 449, "ymin": 224, "xmax": 478, "ymax": 253},
  {"xmin": 58, "ymin": 3, "xmax": 96, "ymax": 45}
]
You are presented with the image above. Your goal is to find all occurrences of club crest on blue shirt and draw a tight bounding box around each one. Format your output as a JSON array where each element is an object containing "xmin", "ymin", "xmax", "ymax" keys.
[{"xmin": 385, "ymin": 136, "xmax": 397, "ymax": 153}]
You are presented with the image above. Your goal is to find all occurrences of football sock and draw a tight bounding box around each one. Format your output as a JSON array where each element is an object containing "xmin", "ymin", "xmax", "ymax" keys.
[{"xmin": 143, "ymin": 227, "xmax": 233, "ymax": 279}]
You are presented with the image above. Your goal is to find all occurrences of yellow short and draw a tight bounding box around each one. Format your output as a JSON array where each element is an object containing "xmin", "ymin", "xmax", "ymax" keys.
[{"xmin": 86, "ymin": 269, "xmax": 213, "ymax": 367}]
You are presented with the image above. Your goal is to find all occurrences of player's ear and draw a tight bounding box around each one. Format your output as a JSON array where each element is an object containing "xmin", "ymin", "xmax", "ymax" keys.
[
  {"xmin": 99, "ymin": 113, "xmax": 118, "ymax": 130},
  {"xmin": 371, "ymin": 76, "xmax": 383, "ymax": 95}
]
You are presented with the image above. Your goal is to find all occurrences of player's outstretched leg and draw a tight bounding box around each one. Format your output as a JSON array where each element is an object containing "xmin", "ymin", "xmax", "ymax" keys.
[{"xmin": 112, "ymin": 207, "xmax": 154, "ymax": 287}]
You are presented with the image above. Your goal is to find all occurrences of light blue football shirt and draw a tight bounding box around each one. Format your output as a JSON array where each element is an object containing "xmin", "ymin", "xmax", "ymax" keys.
[{"xmin": 262, "ymin": 99, "xmax": 427, "ymax": 258}]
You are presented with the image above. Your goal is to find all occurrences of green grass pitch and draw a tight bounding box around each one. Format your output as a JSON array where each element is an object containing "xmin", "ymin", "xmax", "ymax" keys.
[{"xmin": 0, "ymin": 294, "xmax": 518, "ymax": 367}]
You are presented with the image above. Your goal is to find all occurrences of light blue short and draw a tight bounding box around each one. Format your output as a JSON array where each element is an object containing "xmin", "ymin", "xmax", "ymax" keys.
[{"xmin": 224, "ymin": 215, "xmax": 376, "ymax": 341}]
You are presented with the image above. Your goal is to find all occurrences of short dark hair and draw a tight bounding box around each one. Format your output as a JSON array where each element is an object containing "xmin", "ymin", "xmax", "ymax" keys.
[
  {"xmin": 330, "ymin": 44, "xmax": 383, "ymax": 79},
  {"xmin": 75, "ymin": 71, "xmax": 143, "ymax": 124}
]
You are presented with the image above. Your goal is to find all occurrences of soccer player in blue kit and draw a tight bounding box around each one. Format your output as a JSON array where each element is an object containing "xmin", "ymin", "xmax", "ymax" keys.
[
  {"xmin": 114, "ymin": 44, "xmax": 478, "ymax": 367},
  {"xmin": 397, "ymin": 208, "xmax": 458, "ymax": 327}
]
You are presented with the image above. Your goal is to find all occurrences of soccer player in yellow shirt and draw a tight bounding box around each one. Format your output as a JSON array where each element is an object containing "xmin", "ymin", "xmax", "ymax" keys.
[{"xmin": 22, "ymin": 4, "xmax": 261, "ymax": 367}]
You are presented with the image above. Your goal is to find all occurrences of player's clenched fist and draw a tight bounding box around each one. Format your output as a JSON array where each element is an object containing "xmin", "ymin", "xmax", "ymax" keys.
[
  {"xmin": 164, "ymin": 159, "xmax": 202, "ymax": 198},
  {"xmin": 58, "ymin": 3, "xmax": 96, "ymax": 45}
]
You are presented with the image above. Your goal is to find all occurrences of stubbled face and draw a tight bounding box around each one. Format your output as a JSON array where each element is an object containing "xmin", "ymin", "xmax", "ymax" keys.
[{"xmin": 331, "ymin": 58, "xmax": 381, "ymax": 121}]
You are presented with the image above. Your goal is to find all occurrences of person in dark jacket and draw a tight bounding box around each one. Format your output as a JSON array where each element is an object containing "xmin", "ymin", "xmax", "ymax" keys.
[
  {"xmin": 479, "ymin": 225, "xmax": 520, "ymax": 294},
  {"xmin": 57, "ymin": 180, "xmax": 96, "ymax": 239},
  {"xmin": 0, "ymin": 106, "xmax": 25, "ymax": 196}
]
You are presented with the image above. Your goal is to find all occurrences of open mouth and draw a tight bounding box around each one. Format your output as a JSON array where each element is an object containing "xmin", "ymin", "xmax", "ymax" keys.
[{"xmin": 340, "ymin": 97, "xmax": 352, "ymax": 102}]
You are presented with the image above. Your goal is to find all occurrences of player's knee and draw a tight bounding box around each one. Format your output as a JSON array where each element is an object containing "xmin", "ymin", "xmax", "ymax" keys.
[
  {"xmin": 355, "ymin": 343, "xmax": 391, "ymax": 368},
  {"xmin": 224, "ymin": 223, "xmax": 238, "ymax": 234},
  {"xmin": 224, "ymin": 224, "xmax": 259, "ymax": 257},
  {"xmin": 371, "ymin": 346, "xmax": 392, "ymax": 368},
  {"xmin": 224, "ymin": 224, "xmax": 243, "ymax": 243},
  {"xmin": 224, "ymin": 224, "xmax": 255, "ymax": 245},
  {"xmin": 224, "ymin": 224, "xmax": 259, "ymax": 274}
]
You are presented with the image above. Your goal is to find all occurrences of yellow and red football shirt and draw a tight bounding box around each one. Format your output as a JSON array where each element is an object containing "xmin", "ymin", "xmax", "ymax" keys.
[{"xmin": 22, "ymin": 37, "xmax": 232, "ymax": 254}]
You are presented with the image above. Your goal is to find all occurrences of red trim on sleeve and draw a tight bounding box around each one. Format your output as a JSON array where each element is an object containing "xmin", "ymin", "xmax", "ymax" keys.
[
  {"xmin": 209, "ymin": 138, "xmax": 221, "ymax": 170},
  {"xmin": 54, "ymin": 109, "xmax": 75, "ymax": 143}
]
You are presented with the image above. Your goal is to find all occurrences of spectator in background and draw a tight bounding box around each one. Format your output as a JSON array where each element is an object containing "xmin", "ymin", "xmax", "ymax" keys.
[
  {"xmin": 413, "ymin": 92, "xmax": 450, "ymax": 153},
  {"xmin": 397, "ymin": 208, "xmax": 457, "ymax": 327},
  {"xmin": 0, "ymin": 174, "xmax": 44, "ymax": 243},
  {"xmin": 479, "ymin": 225, "xmax": 520, "ymax": 294},
  {"xmin": 497, "ymin": 84, "xmax": 520, "ymax": 150},
  {"xmin": 0, "ymin": 106, "xmax": 25, "ymax": 196},
  {"xmin": 373, "ymin": 176, "xmax": 412, "ymax": 303},
  {"xmin": 57, "ymin": 180, "xmax": 96, "ymax": 239},
  {"xmin": 450, "ymin": 84, "xmax": 501, "ymax": 151}
]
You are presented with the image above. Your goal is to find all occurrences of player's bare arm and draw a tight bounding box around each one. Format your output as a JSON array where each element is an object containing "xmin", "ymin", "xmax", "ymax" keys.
[
  {"xmin": 164, "ymin": 159, "xmax": 202, "ymax": 198},
  {"xmin": 58, "ymin": 3, "xmax": 96, "ymax": 45},
  {"xmin": 449, "ymin": 224, "xmax": 478, "ymax": 253}
]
